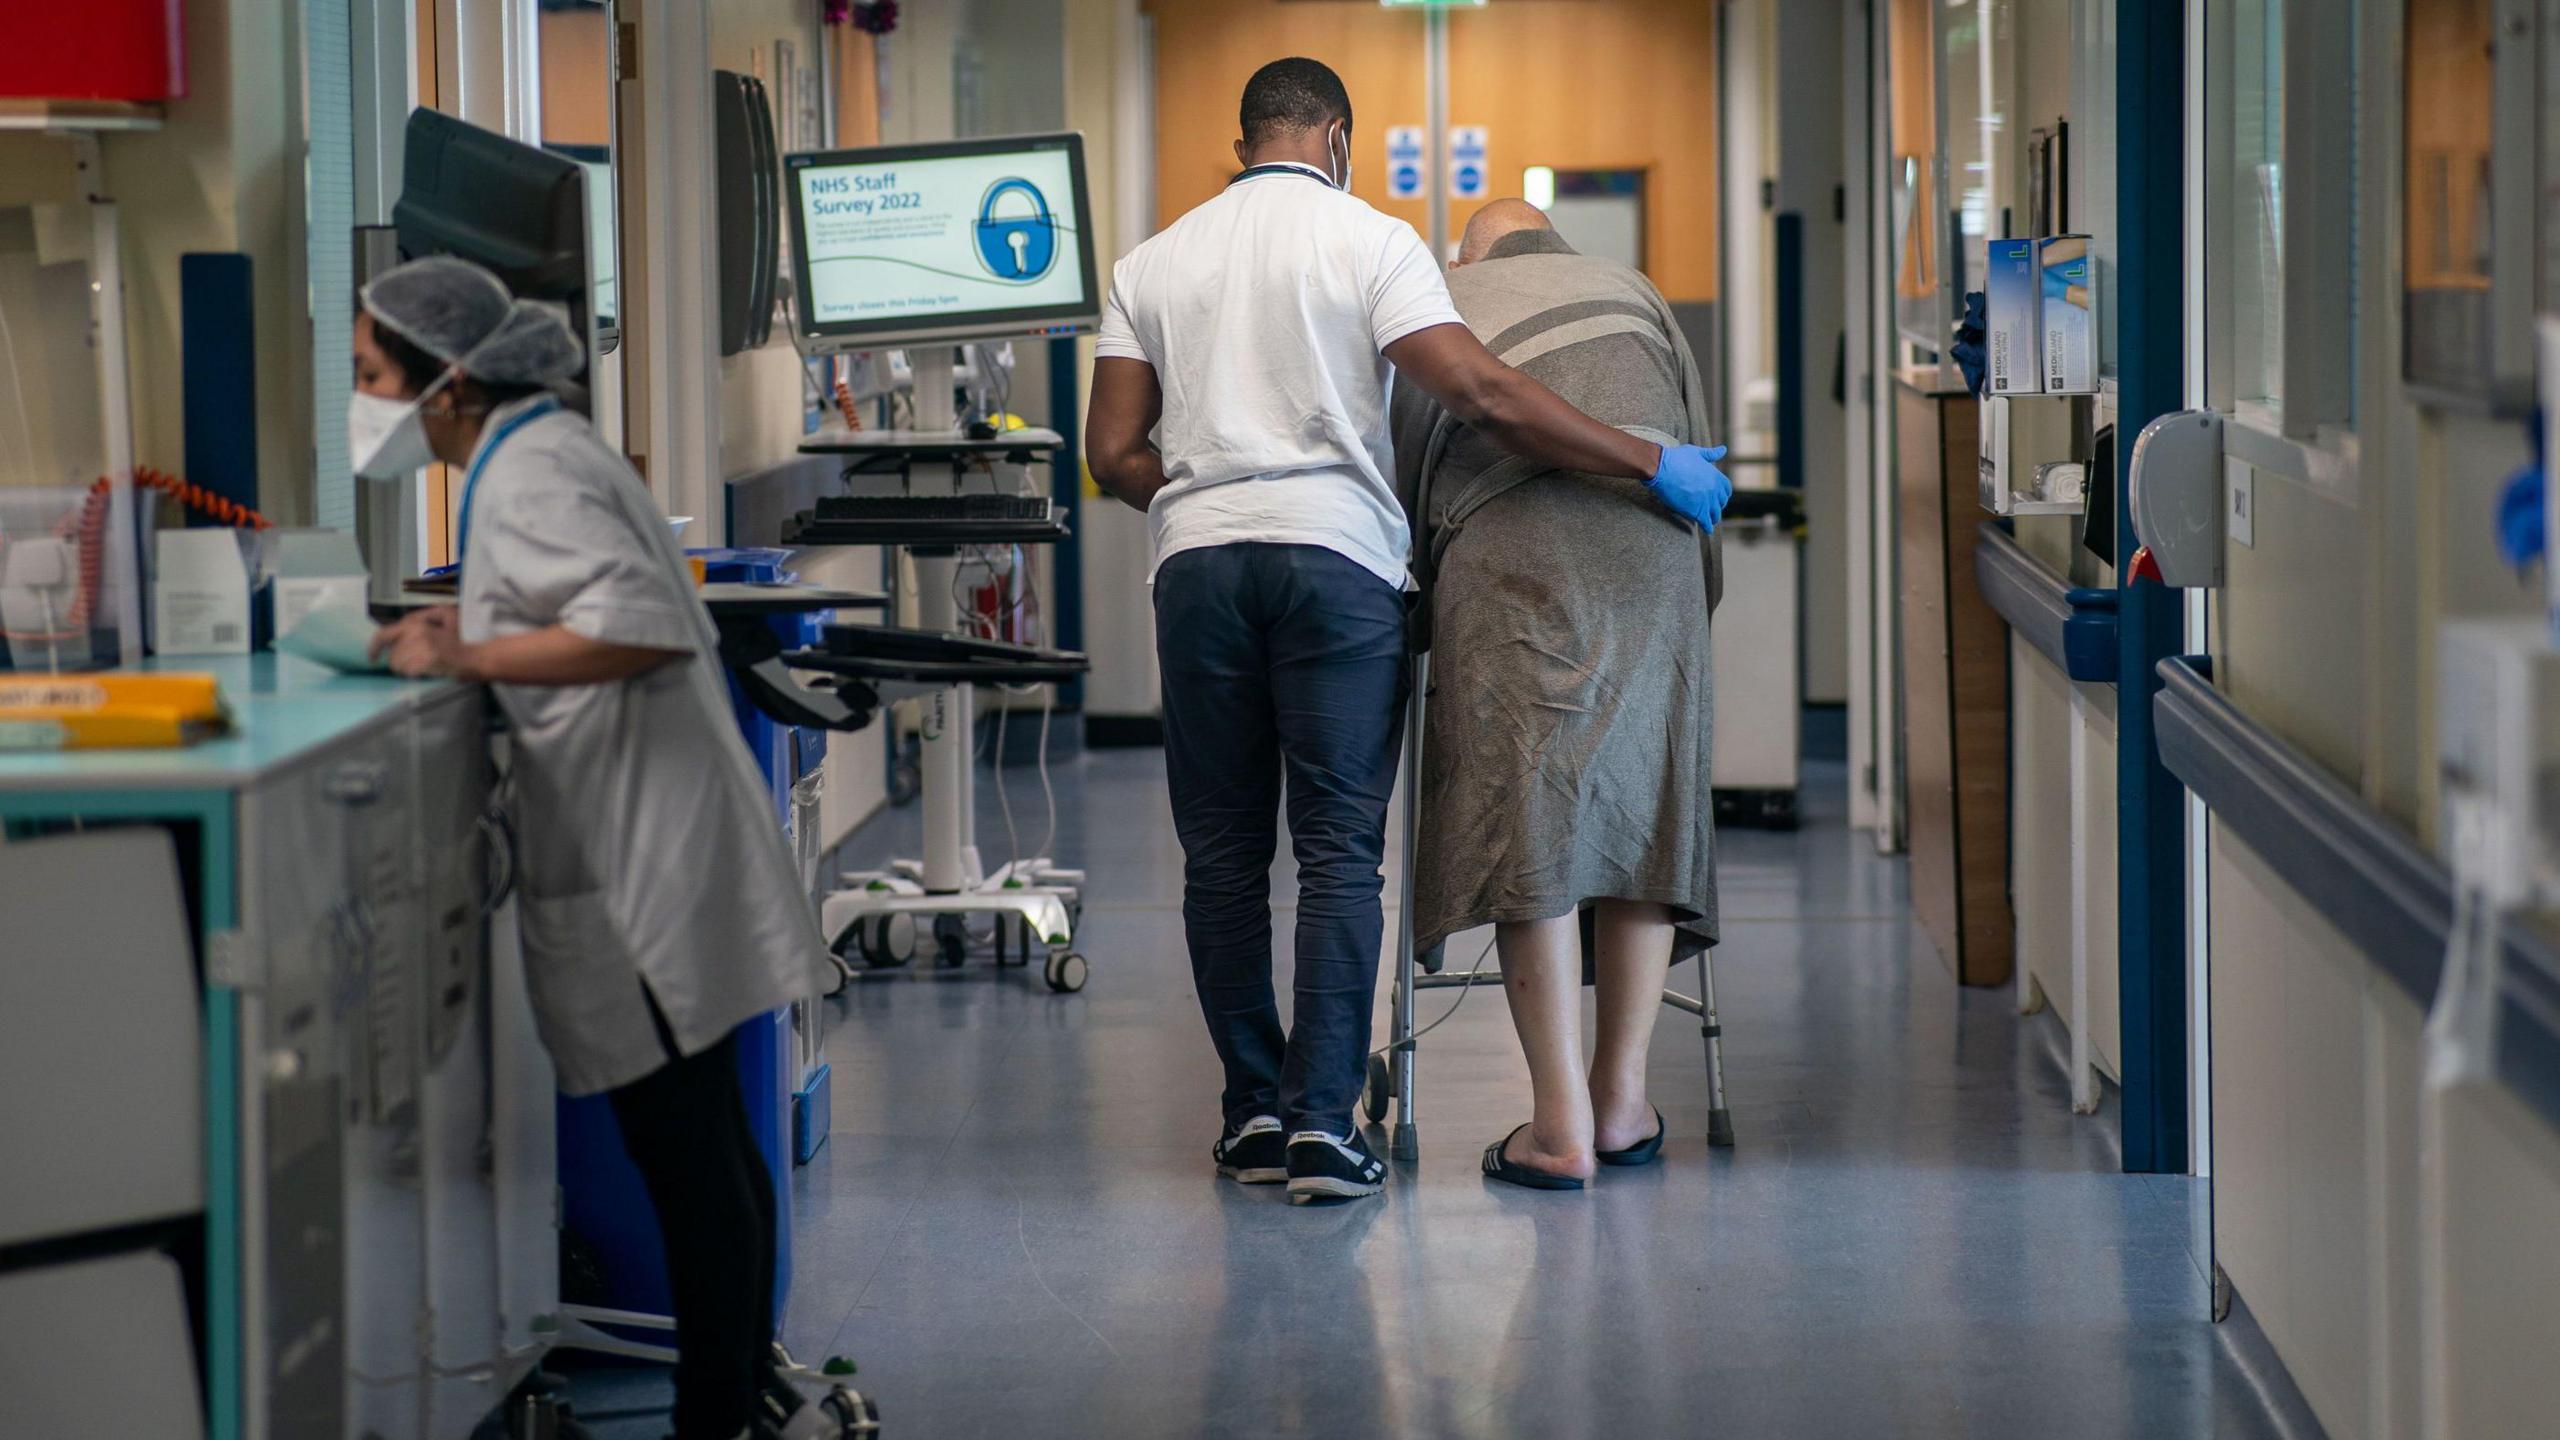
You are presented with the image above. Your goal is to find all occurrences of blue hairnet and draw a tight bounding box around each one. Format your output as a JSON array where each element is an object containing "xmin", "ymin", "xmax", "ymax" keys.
[{"xmin": 361, "ymin": 254, "xmax": 584, "ymax": 386}]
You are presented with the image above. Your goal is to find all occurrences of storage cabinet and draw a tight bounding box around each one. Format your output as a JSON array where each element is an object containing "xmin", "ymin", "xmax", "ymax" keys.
[
  {"xmin": 1895, "ymin": 375, "xmax": 2015, "ymax": 985},
  {"xmin": 0, "ymin": 660, "xmax": 547, "ymax": 1440}
]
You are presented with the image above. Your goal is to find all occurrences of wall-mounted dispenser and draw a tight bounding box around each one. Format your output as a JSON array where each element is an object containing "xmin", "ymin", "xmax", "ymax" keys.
[{"xmin": 2125, "ymin": 409, "xmax": 2225, "ymax": 587}]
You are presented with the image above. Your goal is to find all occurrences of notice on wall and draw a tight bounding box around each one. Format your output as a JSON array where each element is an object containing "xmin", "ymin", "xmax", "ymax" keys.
[
  {"xmin": 1386, "ymin": 126, "xmax": 1426, "ymax": 200},
  {"xmin": 1448, "ymin": 125, "xmax": 1489, "ymax": 200}
]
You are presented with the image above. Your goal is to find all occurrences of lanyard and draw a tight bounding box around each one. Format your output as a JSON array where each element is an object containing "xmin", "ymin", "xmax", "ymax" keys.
[
  {"xmin": 454, "ymin": 398, "xmax": 560, "ymax": 571},
  {"xmin": 1231, "ymin": 162, "xmax": 1334, "ymax": 189}
]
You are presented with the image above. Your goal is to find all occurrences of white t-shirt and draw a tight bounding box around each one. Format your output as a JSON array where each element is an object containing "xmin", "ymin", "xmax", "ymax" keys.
[{"xmin": 1095, "ymin": 162, "xmax": 1463, "ymax": 587}]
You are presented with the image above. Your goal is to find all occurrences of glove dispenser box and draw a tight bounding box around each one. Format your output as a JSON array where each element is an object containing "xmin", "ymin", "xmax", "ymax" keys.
[{"xmin": 1979, "ymin": 392, "xmax": 2094, "ymax": 517}]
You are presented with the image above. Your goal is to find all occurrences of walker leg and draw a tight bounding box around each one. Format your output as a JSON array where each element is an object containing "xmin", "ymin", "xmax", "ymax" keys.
[
  {"xmin": 1699, "ymin": 949, "xmax": 1734, "ymax": 1148},
  {"xmin": 1390, "ymin": 884, "xmax": 1420, "ymax": 1164},
  {"xmin": 1388, "ymin": 659, "xmax": 1427, "ymax": 1164}
]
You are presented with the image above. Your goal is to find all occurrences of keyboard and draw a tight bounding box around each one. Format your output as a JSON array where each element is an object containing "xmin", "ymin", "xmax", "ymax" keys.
[
  {"xmin": 784, "ymin": 491, "xmax": 1069, "ymax": 547},
  {"xmin": 821, "ymin": 623, "xmax": 1069, "ymax": 664},
  {"xmin": 813, "ymin": 493, "xmax": 1053, "ymax": 523}
]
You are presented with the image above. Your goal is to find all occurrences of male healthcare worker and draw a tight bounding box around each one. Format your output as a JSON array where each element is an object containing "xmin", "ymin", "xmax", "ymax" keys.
[
  {"xmin": 356, "ymin": 257, "xmax": 853, "ymax": 1440},
  {"xmin": 1084, "ymin": 57, "xmax": 1733, "ymax": 1205}
]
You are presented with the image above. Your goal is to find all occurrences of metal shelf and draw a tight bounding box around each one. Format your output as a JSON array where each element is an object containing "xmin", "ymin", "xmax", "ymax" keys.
[{"xmin": 0, "ymin": 100, "xmax": 165, "ymax": 133}]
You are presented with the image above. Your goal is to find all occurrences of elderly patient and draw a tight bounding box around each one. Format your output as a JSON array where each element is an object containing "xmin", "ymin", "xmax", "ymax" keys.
[{"xmin": 1390, "ymin": 200, "xmax": 1724, "ymax": 1189}]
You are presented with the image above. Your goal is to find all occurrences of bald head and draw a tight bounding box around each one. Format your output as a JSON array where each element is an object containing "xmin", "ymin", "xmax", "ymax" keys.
[{"xmin": 1455, "ymin": 199, "xmax": 1555, "ymax": 267}]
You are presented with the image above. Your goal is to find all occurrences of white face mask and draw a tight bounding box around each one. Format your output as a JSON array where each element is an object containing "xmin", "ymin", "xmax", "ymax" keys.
[
  {"xmin": 1328, "ymin": 123, "xmax": 1352, "ymax": 192},
  {"xmin": 347, "ymin": 371, "xmax": 453, "ymax": 479}
]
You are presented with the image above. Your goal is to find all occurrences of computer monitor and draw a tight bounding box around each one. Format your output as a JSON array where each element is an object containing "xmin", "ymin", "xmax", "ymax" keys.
[
  {"xmin": 392, "ymin": 108, "xmax": 598, "ymax": 384},
  {"xmin": 544, "ymin": 142, "xmax": 618, "ymax": 345},
  {"xmin": 784, "ymin": 132, "xmax": 1100, "ymax": 353}
]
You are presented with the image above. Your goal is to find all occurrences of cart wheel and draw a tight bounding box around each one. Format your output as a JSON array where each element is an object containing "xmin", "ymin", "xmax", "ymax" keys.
[
  {"xmin": 931, "ymin": 914, "xmax": 969, "ymax": 969},
  {"xmin": 1363, "ymin": 1054, "xmax": 1391, "ymax": 1124},
  {"xmin": 1043, "ymin": 950, "xmax": 1088, "ymax": 993},
  {"xmin": 859, "ymin": 914, "xmax": 916, "ymax": 969},
  {"xmin": 818, "ymin": 1385, "xmax": 881, "ymax": 1436}
]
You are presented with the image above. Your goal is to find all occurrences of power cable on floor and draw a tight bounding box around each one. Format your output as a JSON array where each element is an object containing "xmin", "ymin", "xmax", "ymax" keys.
[{"xmin": 1368, "ymin": 933, "xmax": 1499, "ymax": 1059}]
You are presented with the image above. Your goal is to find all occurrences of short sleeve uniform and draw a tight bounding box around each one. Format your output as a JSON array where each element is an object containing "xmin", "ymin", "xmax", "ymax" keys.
[
  {"xmin": 1094, "ymin": 162, "xmax": 1463, "ymax": 587},
  {"xmin": 458, "ymin": 398, "xmax": 833, "ymax": 1095}
]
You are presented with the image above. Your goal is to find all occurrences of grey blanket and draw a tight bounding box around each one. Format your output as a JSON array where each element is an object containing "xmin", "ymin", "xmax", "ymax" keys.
[{"xmin": 1389, "ymin": 228, "xmax": 1720, "ymax": 955}]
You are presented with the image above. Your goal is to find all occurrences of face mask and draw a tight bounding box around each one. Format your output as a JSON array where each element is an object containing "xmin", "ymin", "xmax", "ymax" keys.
[
  {"xmin": 1329, "ymin": 123, "xmax": 1352, "ymax": 192},
  {"xmin": 347, "ymin": 370, "xmax": 453, "ymax": 479}
]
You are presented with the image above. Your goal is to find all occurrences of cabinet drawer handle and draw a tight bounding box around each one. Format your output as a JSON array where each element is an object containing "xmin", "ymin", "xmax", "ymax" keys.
[{"xmin": 477, "ymin": 807, "xmax": 519, "ymax": 915}]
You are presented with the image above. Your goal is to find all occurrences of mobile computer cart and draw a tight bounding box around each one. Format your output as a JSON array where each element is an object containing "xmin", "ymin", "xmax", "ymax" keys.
[{"xmin": 794, "ymin": 372, "xmax": 1094, "ymax": 995}]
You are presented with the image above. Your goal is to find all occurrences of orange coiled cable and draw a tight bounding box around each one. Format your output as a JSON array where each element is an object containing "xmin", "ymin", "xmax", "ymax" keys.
[{"xmin": 3, "ymin": 468, "xmax": 271, "ymax": 643}]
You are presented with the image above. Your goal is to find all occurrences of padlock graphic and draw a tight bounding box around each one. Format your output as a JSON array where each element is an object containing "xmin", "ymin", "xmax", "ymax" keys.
[{"xmin": 975, "ymin": 177, "xmax": 1058, "ymax": 282}]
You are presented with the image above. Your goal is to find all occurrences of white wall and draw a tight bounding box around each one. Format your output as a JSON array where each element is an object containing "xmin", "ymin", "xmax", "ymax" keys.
[
  {"xmin": 1775, "ymin": 0, "xmax": 1849, "ymax": 705},
  {"xmin": 1719, "ymin": 0, "xmax": 1776, "ymax": 462},
  {"xmin": 2211, "ymin": 831, "xmax": 2426, "ymax": 1440},
  {"xmin": 1068, "ymin": 0, "xmax": 1160, "ymax": 721},
  {"xmin": 2010, "ymin": 634, "xmax": 2123, "ymax": 1090}
]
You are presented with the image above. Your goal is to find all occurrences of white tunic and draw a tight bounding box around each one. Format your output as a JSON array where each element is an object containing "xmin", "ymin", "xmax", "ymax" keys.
[
  {"xmin": 458, "ymin": 396, "xmax": 831, "ymax": 1096},
  {"xmin": 1093, "ymin": 161, "xmax": 1463, "ymax": 588}
]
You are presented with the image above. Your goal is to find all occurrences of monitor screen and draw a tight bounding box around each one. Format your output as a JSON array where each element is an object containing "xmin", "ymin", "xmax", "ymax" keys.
[
  {"xmin": 394, "ymin": 109, "xmax": 595, "ymax": 387},
  {"xmin": 785, "ymin": 132, "xmax": 1100, "ymax": 350},
  {"xmin": 545, "ymin": 143, "xmax": 616, "ymax": 337}
]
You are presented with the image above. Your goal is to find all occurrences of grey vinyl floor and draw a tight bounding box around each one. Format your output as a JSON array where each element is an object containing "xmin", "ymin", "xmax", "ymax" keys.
[{"xmin": 570, "ymin": 747, "xmax": 2281, "ymax": 1440}]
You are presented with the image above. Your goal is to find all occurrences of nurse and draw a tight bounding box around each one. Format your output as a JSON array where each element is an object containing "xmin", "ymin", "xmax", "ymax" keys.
[{"xmin": 355, "ymin": 256, "xmax": 847, "ymax": 1440}]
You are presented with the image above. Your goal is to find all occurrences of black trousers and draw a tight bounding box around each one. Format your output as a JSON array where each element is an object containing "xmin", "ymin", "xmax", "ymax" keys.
[
  {"xmin": 608, "ymin": 1011, "xmax": 777, "ymax": 1439},
  {"xmin": 1153, "ymin": 542, "xmax": 1408, "ymax": 1137}
]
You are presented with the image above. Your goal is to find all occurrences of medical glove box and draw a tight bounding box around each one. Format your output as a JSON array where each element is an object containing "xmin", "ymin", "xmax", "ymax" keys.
[
  {"xmin": 1985, "ymin": 239, "xmax": 2042, "ymax": 395},
  {"xmin": 2040, "ymin": 235, "xmax": 2097, "ymax": 395}
]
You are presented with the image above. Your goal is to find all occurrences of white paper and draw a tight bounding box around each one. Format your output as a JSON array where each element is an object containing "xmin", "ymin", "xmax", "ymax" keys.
[
  {"xmin": 274, "ymin": 574, "xmax": 369, "ymax": 638},
  {"xmin": 274, "ymin": 604, "xmax": 390, "ymax": 674}
]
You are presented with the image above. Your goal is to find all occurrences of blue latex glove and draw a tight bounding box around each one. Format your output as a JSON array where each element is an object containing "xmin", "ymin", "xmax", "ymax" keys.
[
  {"xmin": 1648, "ymin": 444, "xmax": 1734, "ymax": 531},
  {"xmin": 2498, "ymin": 460, "xmax": 2545, "ymax": 570},
  {"xmin": 2497, "ymin": 408, "xmax": 2547, "ymax": 571},
  {"xmin": 1950, "ymin": 290, "xmax": 1989, "ymax": 398}
]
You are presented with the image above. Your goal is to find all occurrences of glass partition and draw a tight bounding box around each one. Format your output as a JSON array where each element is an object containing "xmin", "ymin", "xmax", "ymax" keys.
[
  {"xmin": 2230, "ymin": 0, "xmax": 2285, "ymax": 419},
  {"xmin": 2074, "ymin": 0, "xmax": 2118, "ymax": 380},
  {"xmin": 1940, "ymin": 0, "xmax": 2012, "ymax": 317},
  {"xmin": 1890, "ymin": 0, "xmax": 1949, "ymax": 356},
  {"xmin": 539, "ymin": 0, "xmax": 619, "ymax": 355},
  {"xmin": 2404, "ymin": 0, "xmax": 2493, "ymax": 404}
]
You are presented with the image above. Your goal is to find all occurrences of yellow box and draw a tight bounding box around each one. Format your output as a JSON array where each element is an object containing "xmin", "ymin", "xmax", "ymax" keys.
[{"xmin": 0, "ymin": 672, "xmax": 230, "ymax": 749}]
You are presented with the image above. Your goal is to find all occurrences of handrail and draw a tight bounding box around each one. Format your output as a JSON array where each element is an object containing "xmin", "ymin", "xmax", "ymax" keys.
[
  {"xmin": 2153, "ymin": 655, "xmax": 2560, "ymax": 1133},
  {"xmin": 1975, "ymin": 527, "xmax": 2119, "ymax": 682},
  {"xmin": 1975, "ymin": 527, "xmax": 2075, "ymax": 675}
]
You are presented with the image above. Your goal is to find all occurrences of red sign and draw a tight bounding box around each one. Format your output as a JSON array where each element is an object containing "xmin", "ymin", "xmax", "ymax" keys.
[{"xmin": 0, "ymin": 2, "xmax": 188, "ymax": 103}]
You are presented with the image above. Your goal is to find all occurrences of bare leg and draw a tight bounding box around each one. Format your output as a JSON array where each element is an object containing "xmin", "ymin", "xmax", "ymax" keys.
[
  {"xmin": 1589, "ymin": 899, "xmax": 1677, "ymax": 1151},
  {"xmin": 1496, "ymin": 912, "xmax": 1596, "ymax": 1178}
]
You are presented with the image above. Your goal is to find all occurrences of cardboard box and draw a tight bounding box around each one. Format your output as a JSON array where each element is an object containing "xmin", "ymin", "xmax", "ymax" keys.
[
  {"xmin": 2040, "ymin": 234, "xmax": 2096, "ymax": 394},
  {"xmin": 1985, "ymin": 239, "xmax": 2041, "ymax": 395}
]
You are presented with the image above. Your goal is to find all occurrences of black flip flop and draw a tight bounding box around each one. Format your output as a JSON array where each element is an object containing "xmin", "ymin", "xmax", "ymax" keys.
[
  {"xmin": 1481, "ymin": 1124, "xmax": 1587, "ymax": 1191},
  {"xmin": 1596, "ymin": 1108, "xmax": 1667, "ymax": 1168}
]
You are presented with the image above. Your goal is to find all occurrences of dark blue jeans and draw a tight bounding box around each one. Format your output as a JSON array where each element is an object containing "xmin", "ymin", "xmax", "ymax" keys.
[{"xmin": 1155, "ymin": 542, "xmax": 1408, "ymax": 1138}]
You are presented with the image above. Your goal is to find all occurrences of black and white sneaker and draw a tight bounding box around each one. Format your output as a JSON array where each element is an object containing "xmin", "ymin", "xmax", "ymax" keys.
[
  {"xmin": 1214, "ymin": 1115, "xmax": 1287, "ymax": 1183},
  {"xmin": 1286, "ymin": 1129, "xmax": 1387, "ymax": 1204}
]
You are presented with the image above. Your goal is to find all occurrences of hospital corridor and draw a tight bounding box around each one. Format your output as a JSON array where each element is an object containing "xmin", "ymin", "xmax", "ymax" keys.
[{"xmin": 3, "ymin": 1, "xmax": 2558, "ymax": 1439}]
